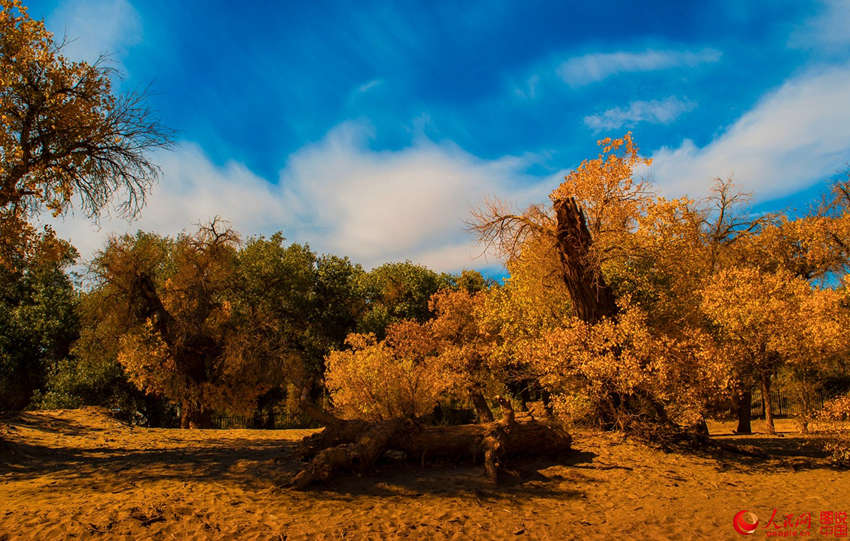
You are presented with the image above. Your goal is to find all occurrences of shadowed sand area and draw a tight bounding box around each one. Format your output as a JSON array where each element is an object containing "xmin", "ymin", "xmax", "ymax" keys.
[{"xmin": 1, "ymin": 408, "xmax": 848, "ymax": 540}]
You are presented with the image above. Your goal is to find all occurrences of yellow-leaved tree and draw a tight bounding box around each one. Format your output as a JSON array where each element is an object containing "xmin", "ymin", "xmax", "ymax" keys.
[
  {"xmin": 0, "ymin": 0, "xmax": 170, "ymax": 267},
  {"xmin": 324, "ymin": 324, "xmax": 452, "ymax": 421},
  {"xmin": 473, "ymin": 133, "xmax": 726, "ymax": 431},
  {"xmin": 91, "ymin": 222, "xmax": 295, "ymax": 427},
  {"xmin": 700, "ymin": 267, "xmax": 819, "ymax": 434}
]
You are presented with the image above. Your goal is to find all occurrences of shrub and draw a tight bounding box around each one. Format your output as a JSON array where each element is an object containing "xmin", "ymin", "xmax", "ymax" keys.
[
  {"xmin": 324, "ymin": 329, "xmax": 453, "ymax": 421},
  {"xmin": 817, "ymin": 394, "xmax": 850, "ymax": 466}
]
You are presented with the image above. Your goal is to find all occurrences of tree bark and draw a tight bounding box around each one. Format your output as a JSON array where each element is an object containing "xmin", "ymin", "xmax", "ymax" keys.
[
  {"xmin": 759, "ymin": 374, "xmax": 776, "ymax": 435},
  {"xmin": 553, "ymin": 197, "xmax": 618, "ymax": 324},
  {"xmin": 291, "ymin": 419, "xmax": 406, "ymax": 489},
  {"xmin": 734, "ymin": 389, "xmax": 752, "ymax": 435},
  {"xmin": 289, "ymin": 397, "xmax": 572, "ymax": 489},
  {"xmin": 180, "ymin": 400, "xmax": 212, "ymax": 429},
  {"xmin": 470, "ymin": 392, "xmax": 494, "ymax": 423}
]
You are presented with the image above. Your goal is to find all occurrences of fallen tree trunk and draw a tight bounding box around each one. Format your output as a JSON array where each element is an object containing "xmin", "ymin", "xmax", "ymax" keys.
[{"xmin": 289, "ymin": 397, "xmax": 572, "ymax": 489}]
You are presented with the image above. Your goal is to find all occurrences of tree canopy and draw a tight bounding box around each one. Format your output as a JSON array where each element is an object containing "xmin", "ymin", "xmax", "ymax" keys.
[{"xmin": 0, "ymin": 0, "xmax": 170, "ymax": 267}]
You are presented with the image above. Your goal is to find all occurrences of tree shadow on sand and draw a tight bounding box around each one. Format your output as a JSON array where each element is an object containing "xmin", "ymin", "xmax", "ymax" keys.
[
  {"xmin": 1, "ymin": 410, "xmax": 596, "ymax": 500},
  {"xmin": 707, "ymin": 432, "xmax": 844, "ymax": 473},
  {"xmin": 0, "ymin": 434, "xmax": 304, "ymax": 490},
  {"xmin": 3, "ymin": 412, "xmax": 107, "ymax": 435},
  {"xmin": 290, "ymin": 450, "xmax": 596, "ymax": 500}
]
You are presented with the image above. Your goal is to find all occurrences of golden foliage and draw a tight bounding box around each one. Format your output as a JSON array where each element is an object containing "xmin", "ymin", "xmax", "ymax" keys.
[
  {"xmin": 96, "ymin": 222, "xmax": 289, "ymax": 421},
  {"xmin": 817, "ymin": 394, "xmax": 850, "ymax": 466},
  {"xmin": 700, "ymin": 267, "xmax": 826, "ymax": 374},
  {"xmin": 0, "ymin": 0, "xmax": 169, "ymax": 265},
  {"xmin": 521, "ymin": 297, "xmax": 723, "ymax": 410},
  {"xmin": 551, "ymin": 132, "xmax": 652, "ymax": 240},
  {"xmin": 325, "ymin": 331, "xmax": 451, "ymax": 421},
  {"xmin": 474, "ymin": 134, "xmax": 850, "ymax": 429}
]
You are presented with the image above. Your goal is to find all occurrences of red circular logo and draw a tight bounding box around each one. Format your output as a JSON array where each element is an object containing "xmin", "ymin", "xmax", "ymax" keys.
[{"xmin": 734, "ymin": 510, "xmax": 759, "ymax": 535}]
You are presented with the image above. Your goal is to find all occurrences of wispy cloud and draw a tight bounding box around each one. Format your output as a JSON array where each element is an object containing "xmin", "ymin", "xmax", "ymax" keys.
[
  {"xmin": 646, "ymin": 64, "xmax": 850, "ymax": 199},
  {"xmin": 558, "ymin": 48, "xmax": 721, "ymax": 87},
  {"xmin": 512, "ymin": 74, "xmax": 540, "ymax": 100},
  {"xmin": 789, "ymin": 0, "xmax": 850, "ymax": 53},
  {"xmin": 356, "ymin": 79, "xmax": 384, "ymax": 94},
  {"xmin": 45, "ymin": 123, "xmax": 554, "ymax": 272},
  {"xmin": 584, "ymin": 97, "xmax": 695, "ymax": 132},
  {"xmin": 47, "ymin": 0, "xmax": 141, "ymax": 68}
]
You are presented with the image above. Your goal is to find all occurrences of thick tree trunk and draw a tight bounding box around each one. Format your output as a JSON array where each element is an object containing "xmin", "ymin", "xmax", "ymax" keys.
[
  {"xmin": 734, "ymin": 390, "xmax": 752, "ymax": 435},
  {"xmin": 470, "ymin": 391, "xmax": 494, "ymax": 423},
  {"xmin": 553, "ymin": 197, "xmax": 618, "ymax": 324},
  {"xmin": 759, "ymin": 374, "xmax": 776, "ymax": 435},
  {"xmin": 180, "ymin": 401, "xmax": 212, "ymax": 429},
  {"xmin": 291, "ymin": 419, "xmax": 406, "ymax": 489},
  {"xmin": 551, "ymin": 197, "xmax": 676, "ymax": 430}
]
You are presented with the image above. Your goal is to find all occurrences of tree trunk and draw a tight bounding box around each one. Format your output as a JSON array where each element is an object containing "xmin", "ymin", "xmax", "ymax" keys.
[
  {"xmin": 470, "ymin": 391, "xmax": 494, "ymax": 423},
  {"xmin": 759, "ymin": 374, "xmax": 775, "ymax": 435},
  {"xmin": 180, "ymin": 401, "xmax": 212, "ymax": 429},
  {"xmin": 797, "ymin": 384, "xmax": 812, "ymax": 435},
  {"xmin": 553, "ymin": 197, "xmax": 618, "ymax": 325},
  {"xmin": 734, "ymin": 389, "xmax": 752, "ymax": 434},
  {"xmin": 291, "ymin": 419, "xmax": 406, "ymax": 489},
  {"xmin": 289, "ymin": 398, "xmax": 572, "ymax": 489},
  {"xmin": 552, "ymin": 198, "xmax": 674, "ymax": 430}
]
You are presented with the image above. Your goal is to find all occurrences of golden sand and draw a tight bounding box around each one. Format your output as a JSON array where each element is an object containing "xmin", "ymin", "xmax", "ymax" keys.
[{"xmin": 1, "ymin": 408, "xmax": 847, "ymax": 540}]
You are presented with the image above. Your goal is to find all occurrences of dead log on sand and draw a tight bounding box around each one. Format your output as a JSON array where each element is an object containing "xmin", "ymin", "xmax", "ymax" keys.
[{"xmin": 289, "ymin": 397, "xmax": 573, "ymax": 489}]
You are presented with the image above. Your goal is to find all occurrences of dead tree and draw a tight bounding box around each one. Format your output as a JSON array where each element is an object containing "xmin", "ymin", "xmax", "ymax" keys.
[
  {"xmin": 289, "ymin": 396, "xmax": 572, "ymax": 489},
  {"xmin": 553, "ymin": 197, "xmax": 618, "ymax": 324},
  {"xmin": 474, "ymin": 196, "xmax": 673, "ymax": 431}
]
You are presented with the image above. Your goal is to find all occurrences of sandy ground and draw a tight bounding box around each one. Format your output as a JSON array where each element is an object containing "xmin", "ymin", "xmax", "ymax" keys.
[{"xmin": 1, "ymin": 408, "xmax": 848, "ymax": 540}]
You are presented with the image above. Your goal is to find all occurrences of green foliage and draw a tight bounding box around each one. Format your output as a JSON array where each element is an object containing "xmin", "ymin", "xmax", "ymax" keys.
[
  {"xmin": 307, "ymin": 254, "xmax": 367, "ymax": 371},
  {"xmin": 455, "ymin": 269, "xmax": 491, "ymax": 293},
  {"xmin": 0, "ymin": 232, "xmax": 78, "ymax": 410},
  {"xmin": 235, "ymin": 235, "xmax": 366, "ymax": 378},
  {"xmin": 357, "ymin": 261, "xmax": 453, "ymax": 338},
  {"xmin": 30, "ymin": 286, "xmax": 175, "ymax": 425}
]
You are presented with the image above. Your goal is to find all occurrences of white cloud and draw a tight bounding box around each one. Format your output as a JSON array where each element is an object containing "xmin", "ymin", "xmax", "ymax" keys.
[
  {"xmin": 42, "ymin": 143, "xmax": 282, "ymax": 261},
  {"xmin": 356, "ymin": 79, "xmax": 384, "ymax": 94},
  {"xmin": 44, "ymin": 124, "xmax": 554, "ymax": 272},
  {"xmin": 47, "ymin": 0, "xmax": 141, "ymax": 67},
  {"xmin": 584, "ymin": 97, "xmax": 695, "ymax": 132},
  {"xmin": 558, "ymin": 48, "xmax": 721, "ymax": 87},
  {"xmin": 789, "ymin": 0, "xmax": 850, "ymax": 53},
  {"xmin": 646, "ymin": 64, "xmax": 850, "ymax": 199}
]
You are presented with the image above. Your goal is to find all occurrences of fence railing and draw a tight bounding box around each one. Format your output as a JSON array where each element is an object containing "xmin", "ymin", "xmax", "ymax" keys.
[
  {"xmin": 212, "ymin": 414, "xmax": 317, "ymax": 430},
  {"xmin": 749, "ymin": 389, "xmax": 827, "ymax": 418}
]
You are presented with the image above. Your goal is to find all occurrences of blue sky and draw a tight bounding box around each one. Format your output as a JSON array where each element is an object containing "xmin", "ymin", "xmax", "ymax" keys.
[{"xmin": 28, "ymin": 0, "xmax": 850, "ymax": 273}]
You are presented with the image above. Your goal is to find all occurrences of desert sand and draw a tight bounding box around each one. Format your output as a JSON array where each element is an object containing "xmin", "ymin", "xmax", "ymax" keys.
[{"xmin": 1, "ymin": 408, "xmax": 848, "ymax": 540}]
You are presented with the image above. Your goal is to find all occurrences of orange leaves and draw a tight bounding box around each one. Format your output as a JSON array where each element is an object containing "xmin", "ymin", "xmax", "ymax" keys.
[
  {"xmin": 524, "ymin": 300, "xmax": 659, "ymax": 394},
  {"xmin": 550, "ymin": 132, "xmax": 652, "ymax": 240},
  {"xmin": 0, "ymin": 0, "xmax": 170, "ymax": 231},
  {"xmin": 325, "ymin": 331, "xmax": 453, "ymax": 421},
  {"xmin": 700, "ymin": 266, "xmax": 850, "ymax": 390},
  {"xmin": 325, "ymin": 287, "xmax": 498, "ymax": 421},
  {"xmin": 385, "ymin": 319, "xmax": 437, "ymax": 363}
]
